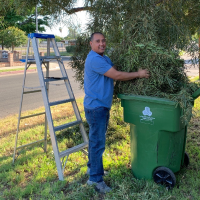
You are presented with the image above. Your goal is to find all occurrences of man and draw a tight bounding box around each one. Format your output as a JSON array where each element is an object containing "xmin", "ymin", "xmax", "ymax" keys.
[{"xmin": 84, "ymin": 32, "xmax": 149, "ymax": 193}]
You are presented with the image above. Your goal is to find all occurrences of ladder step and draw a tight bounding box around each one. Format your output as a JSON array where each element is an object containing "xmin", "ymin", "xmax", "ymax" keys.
[
  {"xmin": 17, "ymin": 139, "xmax": 45, "ymax": 150},
  {"xmin": 23, "ymin": 89, "xmax": 41, "ymax": 94},
  {"xmin": 49, "ymin": 98, "xmax": 75, "ymax": 106},
  {"xmin": 20, "ymin": 112, "xmax": 45, "ymax": 119},
  {"xmin": 29, "ymin": 60, "xmax": 49, "ymax": 64},
  {"xmin": 59, "ymin": 142, "xmax": 88, "ymax": 158},
  {"xmin": 44, "ymin": 77, "xmax": 68, "ymax": 82},
  {"xmin": 20, "ymin": 59, "xmax": 50, "ymax": 64},
  {"xmin": 54, "ymin": 120, "xmax": 82, "ymax": 132},
  {"xmin": 40, "ymin": 56, "xmax": 61, "ymax": 60}
]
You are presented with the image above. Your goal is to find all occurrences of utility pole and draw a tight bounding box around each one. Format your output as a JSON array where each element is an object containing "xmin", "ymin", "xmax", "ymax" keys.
[
  {"xmin": 36, "ymin": 6, "xmax": 38, "ymax": 33},
  {"xmin": 35, "ymin": 5, "xmax": 39, "ymax": 46},
  {"xmin": 199, "ymin": 34, "xmax": 200, "ymax": 79}
]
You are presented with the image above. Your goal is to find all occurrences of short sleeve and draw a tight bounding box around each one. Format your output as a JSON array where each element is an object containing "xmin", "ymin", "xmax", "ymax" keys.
[
  {"xmin": 105, "ymin": 56, "xmax": 114, "ymax": 67},
  {"xmin": 90, "ymin": 55, "xmax": 113, "ymax": 75}
]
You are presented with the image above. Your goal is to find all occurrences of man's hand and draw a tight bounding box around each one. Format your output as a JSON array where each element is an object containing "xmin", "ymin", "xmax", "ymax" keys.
[{"xmin": 137, "ymin": 69, "xmax": 149, "ymax": 78}]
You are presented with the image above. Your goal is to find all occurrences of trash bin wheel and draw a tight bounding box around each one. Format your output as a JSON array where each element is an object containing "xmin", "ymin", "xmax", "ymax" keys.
[
  {"xmin": 153, "ymin": 167, "xmax": 176, "ymax": 189},
  {"xmin": 184, "ymin": 152, "xmax": 190, "ymax": 167}
]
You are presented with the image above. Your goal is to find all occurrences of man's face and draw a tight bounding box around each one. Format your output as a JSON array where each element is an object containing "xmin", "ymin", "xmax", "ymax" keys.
[{"xmin": 90, "ymin": 34, "xmax": 106, "ymax": 56}]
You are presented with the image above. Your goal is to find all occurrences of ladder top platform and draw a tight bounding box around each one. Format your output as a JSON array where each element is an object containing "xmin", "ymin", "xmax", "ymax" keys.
[{"xmin": 28, "ymin": 33, "xmax": 55, "ymax": 39}]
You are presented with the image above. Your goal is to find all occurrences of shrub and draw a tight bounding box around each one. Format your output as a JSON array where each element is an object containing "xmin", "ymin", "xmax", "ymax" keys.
[{"xmin": 66, "ymin": 45, "xmax": 76, "ymax": 53}]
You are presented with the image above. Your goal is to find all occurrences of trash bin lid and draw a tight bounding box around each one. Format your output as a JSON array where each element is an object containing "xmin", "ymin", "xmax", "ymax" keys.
[{"xmin": 118, "ymin": 94, "xmax": 176, "ymax": 106}]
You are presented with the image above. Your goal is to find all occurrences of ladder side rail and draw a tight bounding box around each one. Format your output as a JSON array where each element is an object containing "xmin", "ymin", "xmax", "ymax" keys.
[
  {"xmin": 13, "ymin": 39, "xmax": 31, "ymax": 163},
  {"xmin": 50, "ymin": 39, "xmax": 86, "ymax": 118},
  {"xmin": 32, "ymin": 37, "xmax": 64, "ymax": 180},
  {"xmin": 51, "ymin": 38, "xmax": 88, "ymax": 143},
  {"xmin": 79, "ymin": 124, "xmax": 89, "ymax": 143},
  {"xmin": 50, "ymin": 38, "xmax": 74, "ymax": 99},
  {"xmin": 50, "ymin": 39, "xmax": 79, "ymax": 118},
  {"xmin": 43, "ymin": 38, "xmax": 51, "ymax": 152}
]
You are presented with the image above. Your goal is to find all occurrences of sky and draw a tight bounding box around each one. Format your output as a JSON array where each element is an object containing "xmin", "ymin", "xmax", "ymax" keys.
[{"xmin": 43, "ymin": 1, "xmax": 89, "ymax": 38}]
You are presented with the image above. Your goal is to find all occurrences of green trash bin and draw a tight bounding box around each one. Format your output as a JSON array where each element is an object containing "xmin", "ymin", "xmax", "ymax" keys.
[{"xmin": 118, "ymin": 90, "xmax": 200, "ymax": 188}]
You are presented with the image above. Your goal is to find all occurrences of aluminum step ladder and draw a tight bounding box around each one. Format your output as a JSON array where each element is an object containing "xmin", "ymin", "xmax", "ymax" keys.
[{"xmin": 13, "ymin": 33, "xmax": 88, "ymax": 180}]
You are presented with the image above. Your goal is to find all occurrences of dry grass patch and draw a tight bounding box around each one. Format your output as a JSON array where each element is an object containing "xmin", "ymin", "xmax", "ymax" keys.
[{"xmin": 0, "ymin": 98, "xmax": 84, "ymax": 136}]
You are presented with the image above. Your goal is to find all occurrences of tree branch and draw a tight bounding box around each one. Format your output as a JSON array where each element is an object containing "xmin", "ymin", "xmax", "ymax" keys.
[
  {"xmin": 55, "ymin": 3, "xmax": 92, "ymax": 15},
  {"xmin": 67, "ymin": 6, "xmax": 92, "ymax": 14}
]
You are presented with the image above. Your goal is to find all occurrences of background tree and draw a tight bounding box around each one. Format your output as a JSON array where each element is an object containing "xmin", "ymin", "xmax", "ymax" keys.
[
  {"xmin": 3, "ymin": 27, "xmax": 27, "ymax": 52},
  {"xmin": 182, "ymin": 0, "xmax": 200, "ymax": 35},
  {"xmin": 64, "ymin": 24, "xmax": 81, "ymax": 40},
  {"xmin": 1, "ymin": 0, "xmax": 199, "ymax": 34},
  {"xmin": 0, "ymin": 8, "xmax": 50, "ymax": 35},
  {"xmin": 55, "ymin": 35, "xmax": 64, "ymax": 42},
  {"xmin": 1, "ymin": 1, "xmax": 199, "ymax": 38},
  {"xmin": 0, "ymin": 29, "xmax": 6, "ymax": 50}
]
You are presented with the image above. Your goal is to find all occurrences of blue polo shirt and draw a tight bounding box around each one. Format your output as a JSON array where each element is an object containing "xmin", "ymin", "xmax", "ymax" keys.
[{"xmin": 84, "ymin": 50, "xmax": 114, "ymax": 109}]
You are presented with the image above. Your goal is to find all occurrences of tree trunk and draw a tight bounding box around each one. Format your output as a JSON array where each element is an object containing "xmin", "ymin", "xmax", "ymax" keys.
[
  {"xmin": 1, "ymin": 39, "xmax": 4, "ymax": 50},
  {"xmin": 12, "ymin": 43, "xmax": 14, "ymax": 52}
]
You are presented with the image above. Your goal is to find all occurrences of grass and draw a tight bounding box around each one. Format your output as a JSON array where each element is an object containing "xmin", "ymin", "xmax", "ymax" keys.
[
  {"xmin": 179, "ymin": 50, "xmax": 186, "ymax": 56},
  {"xmin": 189, "ymin": 76, "xmax": 200, "ymax": 82},
  {"xmin": 1, "ymin": 97, "xmax": 200, "ymax": 199},
  {"xmin": 0, "ymin": 68, "xmax": 24, "ymax": 72},
  {"xmin": 0, "ymin": 66, "xmax": 49, "ymax": 73},
  {"xmin": 44, "ymin": 52, "xmax": 73, "ymax": 56},
  {"xmin": 0, "ymin": 67, "xmax": 36, "ymax": 73}
]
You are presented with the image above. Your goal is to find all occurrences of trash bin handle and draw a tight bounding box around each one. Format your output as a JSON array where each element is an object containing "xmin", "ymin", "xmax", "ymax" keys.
[{"xmin": 192, "ymin": 88, "xmax": 200, "ymax": 100}]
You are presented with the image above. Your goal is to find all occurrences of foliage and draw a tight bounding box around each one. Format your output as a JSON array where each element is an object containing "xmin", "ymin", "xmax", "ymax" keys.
[
  {"xmin": 0, "ymin": 0, "xmax": 93, "ymax": 15},
  {"xmin": 64, "ymin": 24, "xmax": 81, "ymax": 40},
  {"xmin": 0, "ymin": 9, "xmax": 50, "ymax": 35},
  {"xmin": 3, "ymin": 26, "xmax": 27, "ymax": 52},
  {"xmin": 70, "ymin": 34, "xmax": 91, "ymax": 88},
  {"xmin": 70, "ymin": 0, "xmax": 200, "ymax": 124},
  {"xmin": 181, "ymin": 0, "xmax": 200, "ymax": 35},
  {"xmin": 1, "ymin": 98, "xmax": 200, "ymax": 199},
  {"xmin": 66, "ymin": 45, "xmax": 76, "ymax": 53},
  {"xmin": 0, "ymin": 0, "xmax": 199, "ymax": 35},
  {"xmin": 55, "ymin": 35, "xmax": 64, "ymax": 42}
]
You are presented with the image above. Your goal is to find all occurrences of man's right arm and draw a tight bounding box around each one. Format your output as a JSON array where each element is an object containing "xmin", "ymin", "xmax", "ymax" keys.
[{"xmin": 104, "ymin": 67, "xmax": 149, "ymax": 81}]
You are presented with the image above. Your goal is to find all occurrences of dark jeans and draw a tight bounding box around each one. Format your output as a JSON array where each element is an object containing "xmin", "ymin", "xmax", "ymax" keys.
[{"xmin": 84, "ymin": 107, "xmax": 110, "ymax": 182}]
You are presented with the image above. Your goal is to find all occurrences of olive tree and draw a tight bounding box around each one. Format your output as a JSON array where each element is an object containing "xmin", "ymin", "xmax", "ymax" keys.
[{"xmin": 70, "ymin": 0, "xmax": 200, "ymax": 123}]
